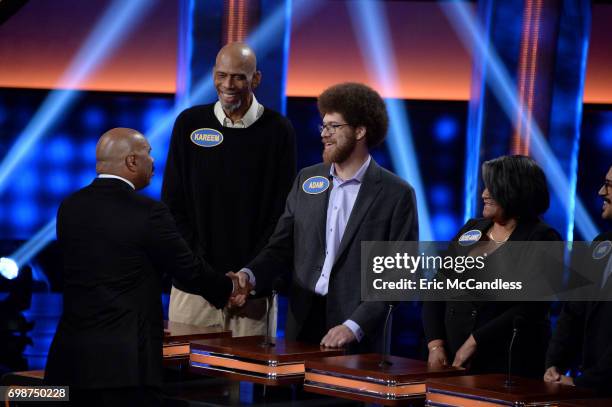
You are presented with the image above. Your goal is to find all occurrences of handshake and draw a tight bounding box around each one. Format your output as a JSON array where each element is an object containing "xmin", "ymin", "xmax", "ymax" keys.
[{"xmin": 226, "ymin": 270, "xmax": 253, "ymax": 308}]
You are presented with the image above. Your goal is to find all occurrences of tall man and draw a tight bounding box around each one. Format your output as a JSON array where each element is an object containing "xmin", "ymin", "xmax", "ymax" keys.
[
  {"xmin": 162, "ymin": 42, "xmax": 296, "ymax": 336},
  {"xmin": 544, "ymin": 166, "xmax": 612, "ymax": 395},
  {"xmin": 237, "ymin": 83, "xmax": 418, "ymax": 351},
  {"xmin": 45, "ymin": 128, "xmax": 243, "ymax": 406}
]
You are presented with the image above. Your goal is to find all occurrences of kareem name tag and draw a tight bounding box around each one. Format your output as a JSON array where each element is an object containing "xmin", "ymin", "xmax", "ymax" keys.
[{"xmin": 190, "ymin": 128, "xmax": 224, "ymax": 147}]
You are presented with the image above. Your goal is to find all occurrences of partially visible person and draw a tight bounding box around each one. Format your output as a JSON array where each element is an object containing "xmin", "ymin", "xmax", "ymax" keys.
[
  {"xmin": 45, "ymin": 128, "xmax": 247, "ymax": 407},
  {"xmin": 162, "ymin": 42, "xmax": 296, "ymax": 336},
  {"xmin": 423, "ymin": 155, "xmax": 560, "ymax": 377},
  {"xmin": 234, "ymin": 82, "xmax": 418, "ymax": 352},
  {"xmin": 544, "ymin": 165, "xmax": 612, "ymax": 395}
]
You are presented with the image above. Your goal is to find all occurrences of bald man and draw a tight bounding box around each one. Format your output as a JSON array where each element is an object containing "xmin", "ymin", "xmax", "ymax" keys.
[
  {"xmin": 162, "ymin": 42, "xmax": 296, "ymax": 336},
  {"xmin": 45, "ymin": 128, "xmax": 242, "ymax": 406}
]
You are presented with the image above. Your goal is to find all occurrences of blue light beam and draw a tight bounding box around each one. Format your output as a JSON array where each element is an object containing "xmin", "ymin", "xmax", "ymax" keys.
[
  {"xmin": 0, "ymin": 0, "xmax": 157, "ymax": 195},
  {"xmin": 347, "ymin": 0, "xmax": 432, "ymax": 240},
  {"xmin": 441, "ymin": 2, "xmax": 598, "ymax": 240}
]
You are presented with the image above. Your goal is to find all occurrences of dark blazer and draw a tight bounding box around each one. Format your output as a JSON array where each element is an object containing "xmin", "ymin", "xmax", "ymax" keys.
[
  {"xmin": 422, "ymin": 218, "xmax": 560, "ymax": 377},
  {"xmin": 45, "ymin": 178, "xmax": 233, "ymax": 388},
  {"xmin": 546, "ymin": 231, "xmax": 612, "ymax": 395},
  {"xmin": 247, "ymin": 159, "xmax": 418, "ymax": 350}
]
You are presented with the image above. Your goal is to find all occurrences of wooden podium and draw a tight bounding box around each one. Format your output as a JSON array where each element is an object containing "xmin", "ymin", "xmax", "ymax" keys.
[
  {"xmin": 163, "ymin": 321, "xmax": 231, "ymax": 366},
  {"xmin": 304, "ymin": 354, "xmax": 465, "ymax": 406},
  {"xmin": 425, "ymin": 374, "xmax": 594, "ymax": 406},
  {"xmin": 189, "ymin": 335, "xmax": 344, "ymax": 386}
]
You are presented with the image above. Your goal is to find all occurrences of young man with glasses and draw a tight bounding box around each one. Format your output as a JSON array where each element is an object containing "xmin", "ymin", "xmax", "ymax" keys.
[
  {"xmin": 544, "ymin": 166, "xmax": 612, "ymax": 395},
  {"xmin": 232, "ymin": 83, "xmax": 418, "ymax": 352}
]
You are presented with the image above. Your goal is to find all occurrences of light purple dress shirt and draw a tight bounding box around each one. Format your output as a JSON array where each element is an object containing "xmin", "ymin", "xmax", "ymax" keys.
[{"xmin": 242, "ymin": 156, "xmax": 372, "ymax": 342}]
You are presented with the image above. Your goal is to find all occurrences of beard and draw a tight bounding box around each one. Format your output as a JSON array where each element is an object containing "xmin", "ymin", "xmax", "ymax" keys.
[
  {"xmin": 323, "ymin": 133, "xmax": 357, "ymax": 164},
  {"xmin": 220, "ymin": 98, "xmax": 242, "ymax": 113}
]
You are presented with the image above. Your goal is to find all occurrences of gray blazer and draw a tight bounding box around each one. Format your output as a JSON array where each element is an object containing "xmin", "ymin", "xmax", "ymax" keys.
[{"xmin": 248, "ymin": 159, "xmax": 418, "ymax": 348}]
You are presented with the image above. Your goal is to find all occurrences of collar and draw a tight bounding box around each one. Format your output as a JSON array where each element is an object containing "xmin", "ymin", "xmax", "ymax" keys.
[
  {"xmin": 98, "ymin": 174, "xmax": 135, "ymax": 190},
  {"xmin": 213, "ymin": 95, "xmax": 263, "ymax": 128},
  {"xmin": 330, "ymin": 155, "xmax": 371, "ymax": 183}
]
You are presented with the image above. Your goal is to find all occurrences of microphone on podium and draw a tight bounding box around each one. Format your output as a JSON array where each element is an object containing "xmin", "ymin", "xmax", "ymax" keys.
[
  {"xmin": 379, "ymin": 304, "xmax": 395, "ymax": 367},
  {"xmin": 504, "ymin": 315, "xmax": 526, "ymax": 387},
  {"xmin": 260, "ymin": 290, "xmax": 277, "ymax": 348}
]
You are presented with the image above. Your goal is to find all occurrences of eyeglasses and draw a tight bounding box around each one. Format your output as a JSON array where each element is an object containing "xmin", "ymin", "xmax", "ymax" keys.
[
  {"xmin": 318, "ymin": 123, "xmax": 350, "ymax": 134},
  {"xmin": 602, "ymin": 180, "xmax": 612, "ymax": 194}
]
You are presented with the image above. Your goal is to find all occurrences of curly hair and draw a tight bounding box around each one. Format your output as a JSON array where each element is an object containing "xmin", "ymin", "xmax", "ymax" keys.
[
  {"xmin": 317, "ymin": 83, "xmax": 389, "ymax": 148},
  {"xmin": 482, "ymin": 155, "xmax": 550, "ymax": 220}
]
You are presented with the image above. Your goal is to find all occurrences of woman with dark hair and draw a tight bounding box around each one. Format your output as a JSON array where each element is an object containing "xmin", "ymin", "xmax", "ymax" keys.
[{"xmin": 422, "ymin": 155, "xmax": 560, "ymax": 377}]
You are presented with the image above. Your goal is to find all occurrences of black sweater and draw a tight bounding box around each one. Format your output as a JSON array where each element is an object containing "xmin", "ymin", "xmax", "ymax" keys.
[{"xmin": 162, "ymin": 103, "xmax": 296, "ymax": 291}]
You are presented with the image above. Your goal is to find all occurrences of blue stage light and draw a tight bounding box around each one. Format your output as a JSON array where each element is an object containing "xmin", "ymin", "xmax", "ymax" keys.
[
  {"xmin": 0, "ymin": 257, "xmax": 18, "ymax": 280},
  {"xmin": 12, "ymin": 169, "xmax": 38, "ymax": 196},
  {"xmin": 82, "ymin": 107, "xmax": 106, "ymax": 130},
  {"xmin": 434, "ymin": 116, "xmax": 459, "ymax": 143},
  {"xmin": 11, "ymin": 201, "xmax": 38, "ymax": 230},
  {"xmin": 47, "ymin": 136, "xmax": 74, "ymax": 165},
  {"xmin": 597, "ymin": 122, "xmax": 612, "ymax": 149},
  {"xmin": 80, "ymin": 139, "xmax": 98, "ymax": 164},
  {"xmin": 46, "ymin": 170, "xmax": 72, "ymax": 196},
  {"xmin": 442, "ymin": 2, "xmax": 598, "ymax": 240},
  {"xmin": 12, "ymin": 219, "xmax": 56, "ymax": 267},
  {"xmin": 0, "ymin": 0, "xmax": 156, "ymax": 195},
  {"xmin": 347, "ymin": 0, "xmax": 432, "ymax": 240},
  {"xmin": 430, "ymin": 185, "xmax": 452, "ymax": 209}
]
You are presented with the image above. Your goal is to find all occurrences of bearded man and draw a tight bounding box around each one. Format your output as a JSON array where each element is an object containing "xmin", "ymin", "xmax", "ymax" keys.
[{"xmin": 235, "ymin": 83, "xmax": 419, "ymax": 352}]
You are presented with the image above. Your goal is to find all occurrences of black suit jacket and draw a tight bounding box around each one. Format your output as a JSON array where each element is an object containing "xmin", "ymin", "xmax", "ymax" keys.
[
  {"xmin": 546, "ymin": 231, "xmax": 612, "ymax": 395},
  {"xmin": 248, "ymin": 159, "xmax": 418, "ymax": 350},
  {"xmin": 45, "ymin": 178, "xmax": 233, "ymax": 388},
  {"xmin": 422, "ymin": 218, "xmax": 560, "ymax": 377}
]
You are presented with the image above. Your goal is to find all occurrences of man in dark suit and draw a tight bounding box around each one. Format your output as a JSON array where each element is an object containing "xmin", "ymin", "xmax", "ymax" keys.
[
  {"xmin": 544, "ymin": 165, "xmax": 612, "ymax": 395},
  {"xmin": 45, "ymin": 128, "xmax": 245, "ymax": 406},
  {"xmin": 234, "ymin": 83, "xmax": 418, "ymax": 351}
]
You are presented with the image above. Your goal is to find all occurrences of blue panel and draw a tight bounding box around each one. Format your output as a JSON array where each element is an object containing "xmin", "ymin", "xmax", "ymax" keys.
[
  {"xmin": 82, "ymin": 107, "xmax": 106, "ymax": 130},
  {"xmin": 46, "ymin": 170, "xmax": 72, "ymax": 196},
  {"xmin": 47, "ymin": 136, "xmax": 74, "ymax": 165}
]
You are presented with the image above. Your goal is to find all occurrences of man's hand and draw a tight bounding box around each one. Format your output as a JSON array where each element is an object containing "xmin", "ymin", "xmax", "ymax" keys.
[
  {"xmin": 452, "ymin": 334, "xmax": 477, "ymax": 368},
  {"xmin": 543, "ymin": 366, "xmax": 574, "ymax": 386},
  {"xmin": 427, "ymin": 339, "xmax": 448, "ymax": 368},
  {"xmin": 543, "ymin": 366, "xmax": 561, "ymax": 382},
  {"xmin": 321, "ymin": 325, "xmax": 356, "ymax": 348},
  {"xmin": 226, "ymin": 271, "xmax": 252, "ymax": 308}
]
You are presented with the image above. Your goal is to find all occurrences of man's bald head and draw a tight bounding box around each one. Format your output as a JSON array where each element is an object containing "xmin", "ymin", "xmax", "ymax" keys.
[
  {"xmin": 215, "ymin": 42, "xmax": 257, "ymax": 75},
  {"xmin": 96, "ymin": 128, "xmax": 154, "ymax": 190},
  {"xmin": 213, "ymin": 42, "xmax": 261, "ymax": 120}
]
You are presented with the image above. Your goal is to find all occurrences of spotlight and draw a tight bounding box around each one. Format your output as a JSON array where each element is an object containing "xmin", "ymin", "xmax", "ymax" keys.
[{"xmin": 0, "ymin": 257, "xmax": 18, "ymax": 280}]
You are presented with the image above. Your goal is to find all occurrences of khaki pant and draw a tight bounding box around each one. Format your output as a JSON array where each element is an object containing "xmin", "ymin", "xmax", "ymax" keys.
[{"xmin": 168, "ymin": 286, "xmax": 277, "ymax": 337}]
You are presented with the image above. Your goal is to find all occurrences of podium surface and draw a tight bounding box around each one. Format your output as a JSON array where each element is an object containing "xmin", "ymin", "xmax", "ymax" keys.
[
  {"xmin": 426, "ymin": 374, "xmax": 593, "ymax": 406},
  {"xmin": 558, "ymin": 399, "xmax": 612, "ymax": 407},
  {"xmin": 304, "ymin": 354, "xmax": 464, "ymax": 406},
  {"xmin": 163, "ymin": 321, "xmax": 231, "ymax": 366},
  {"xmin": 189, "ymin": 335, "xmax": 345, "ymax": 386}
]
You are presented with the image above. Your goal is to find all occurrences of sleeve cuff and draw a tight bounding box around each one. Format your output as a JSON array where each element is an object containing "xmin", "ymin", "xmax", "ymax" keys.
[
  {"xmin": 240, "ymin": 268, "xmax": 256, "ymax": 288},
  {"xmin": 343, "ymin": 320, "xmax": 364, "ymax": 342}
]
